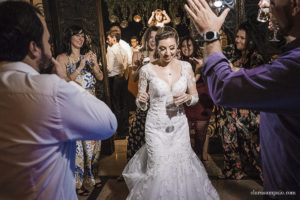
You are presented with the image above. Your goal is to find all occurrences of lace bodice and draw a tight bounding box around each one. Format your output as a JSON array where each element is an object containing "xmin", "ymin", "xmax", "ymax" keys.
[{"xmin": 136, "ymin": 60, "xmax": 198, "ymax": 111}]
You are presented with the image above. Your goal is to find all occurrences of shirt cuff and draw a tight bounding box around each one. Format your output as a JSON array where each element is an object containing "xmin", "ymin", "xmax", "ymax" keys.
[{"xmin": 203, "ymin": 52, "xmax": 228, "ymax": 76}]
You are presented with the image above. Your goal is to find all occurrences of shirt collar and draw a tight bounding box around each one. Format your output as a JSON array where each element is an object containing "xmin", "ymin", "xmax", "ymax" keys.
[
  {"xmin": 0, "ymin": 61, "xmax": 40, "ymax": 75},
  {"xmin": 281, "ymin": 38, "xmax": 300, "ymax": 53},
  {"xmin": 111, "ymin": 43, "xmax": 120, "ymax": 48}
]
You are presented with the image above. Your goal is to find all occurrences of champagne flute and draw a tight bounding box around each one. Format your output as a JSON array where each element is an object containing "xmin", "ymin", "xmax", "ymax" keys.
[
  {"xmin": 269, "ymin": 22, "xmax": 280, "ymax": 42},
  {"xmin": 173, "ymin": 93, "xmax": 180, "ymax": 107}
]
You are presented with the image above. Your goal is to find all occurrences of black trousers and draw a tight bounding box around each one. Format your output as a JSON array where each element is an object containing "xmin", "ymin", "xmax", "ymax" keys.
[{"xmin": 109, "ymin": 76, "xmax": 129, "ymax": 136}]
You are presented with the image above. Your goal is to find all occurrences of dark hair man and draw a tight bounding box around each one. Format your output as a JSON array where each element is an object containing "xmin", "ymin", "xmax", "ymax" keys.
[
  {"xmin": 109, "ymin": 25, "xmax": 132, "ymax": 67},
  {"xmin": 185, "ymin": 0, "xmax": 300, "ymax": 199},
  {"xmin": 130, "ymin": 36, "xmax": 141, "ymax": 53},
  {"xmin": 106, "ymin": 30, "xmax": 129, "ymax": 140},
  {"xmin": 0, "ymin": 2, "xmax": 117, "ymax": 199}
]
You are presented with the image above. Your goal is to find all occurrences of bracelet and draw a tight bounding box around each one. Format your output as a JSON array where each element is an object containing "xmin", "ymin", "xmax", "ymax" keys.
[{"xmin": 186, "ymin": 94, "xmax": 199, "ymax": 106}]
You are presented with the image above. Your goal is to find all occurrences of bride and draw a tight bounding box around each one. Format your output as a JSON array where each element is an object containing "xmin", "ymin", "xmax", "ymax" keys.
[{"xmin": 123, "ymin": 26, "xmax": 219, "ymax": 200}]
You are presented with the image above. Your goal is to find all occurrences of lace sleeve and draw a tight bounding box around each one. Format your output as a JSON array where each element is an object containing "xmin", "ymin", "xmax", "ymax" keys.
[
  {"xmin": 136, "ymin": 66, "xmax": 148, "ymax": 110},
  {"xmin": 184, "ymin": 62, "xmax": 199, "ymax": 106}
]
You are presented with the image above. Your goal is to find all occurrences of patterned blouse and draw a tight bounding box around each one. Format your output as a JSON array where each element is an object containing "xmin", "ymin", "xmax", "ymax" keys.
[{"xmin": 66, "ymin": 56, "xmax": 96, "ymax": 95}]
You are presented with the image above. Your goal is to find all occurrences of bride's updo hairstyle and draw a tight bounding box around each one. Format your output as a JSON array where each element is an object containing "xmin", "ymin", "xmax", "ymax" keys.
[{"xmin": 154, "ymin": 26, "xmax": 179, "ymax": 59}]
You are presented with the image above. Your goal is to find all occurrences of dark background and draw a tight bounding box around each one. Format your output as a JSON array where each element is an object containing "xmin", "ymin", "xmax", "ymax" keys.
[
  {"xmin": 43, "ymin": 0, "xmax": 265, "ymax": 57},
  {"xmin": 41, "ymin": 0, "xmax": 279, "ymax": 155}
]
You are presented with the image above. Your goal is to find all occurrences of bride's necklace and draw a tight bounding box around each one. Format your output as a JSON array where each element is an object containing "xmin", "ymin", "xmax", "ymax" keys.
[
  {"xmin": 159, "ymin": 60, "xmax": 173, "ymax": 76},
  {"xmin": 158, "ymin": 59, "xmax": 175, "ymax": 84},
  {"xmin": 165, "ymin": 67, "xmax": 173, "ymax": 84}
]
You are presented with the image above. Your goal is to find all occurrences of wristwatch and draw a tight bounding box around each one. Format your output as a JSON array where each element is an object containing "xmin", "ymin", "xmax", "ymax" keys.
[{"xmin": 203, "ymin": 31, "xmax": 220, "ymax": 43}]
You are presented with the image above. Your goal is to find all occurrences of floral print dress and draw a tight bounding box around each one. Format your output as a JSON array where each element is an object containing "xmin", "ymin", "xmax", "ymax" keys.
[
  {"xmin": 212, "ymin": 51, "xmax": 264, "ymax": 180},
  {"xmin": 126, "ymin": 107, "xmax": 147, "ymax": 161},
  {"xmin": 66, "ymin": 57, "xmax": 101, "ymax": 189}
]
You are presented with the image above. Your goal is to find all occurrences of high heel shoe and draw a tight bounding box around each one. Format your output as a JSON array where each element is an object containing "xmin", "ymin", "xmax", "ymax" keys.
[
  {"xmin": 95, "ymin": 178, "xmax": 102, "ymax": 188},
  {"xmin": 76, "ymin": 188, "xmax": 89, "ymax": 196}
]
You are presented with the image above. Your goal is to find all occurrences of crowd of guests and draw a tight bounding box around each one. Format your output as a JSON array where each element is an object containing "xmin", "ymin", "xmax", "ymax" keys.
[{"xmin": 50, "ymin": 18, "xmax": 268, "ymax": 196}]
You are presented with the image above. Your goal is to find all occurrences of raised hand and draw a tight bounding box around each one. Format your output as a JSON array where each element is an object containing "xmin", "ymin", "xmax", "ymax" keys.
[
  {"xmin": 89, "ymin": 52, "xmax": 97, "ymax": 66},
  {"xmin": 190, "ymin": 57, "xmax": 203, "ymax": 66},
  {"xmin": 184, "ymin": 0, "xmax": 230, "ymax": 34},
  {"xmin": 78, "ymin": 53, "xmax": 91, "ymax": 70}
]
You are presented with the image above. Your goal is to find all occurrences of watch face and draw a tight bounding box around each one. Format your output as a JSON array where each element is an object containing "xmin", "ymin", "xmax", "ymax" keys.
[{"xmin": 206, "ymin": 31, "xmax": 215, "ymax": 40}]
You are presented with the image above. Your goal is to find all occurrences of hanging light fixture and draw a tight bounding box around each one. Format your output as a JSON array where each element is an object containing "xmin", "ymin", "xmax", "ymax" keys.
[
  {"xmin": 173, "ymin": 17, "xmax": 181, "ymax": 26},
  {"xmin": 133, "ymin": 14, "xmax": 142, "ymax": 23},
  {"xmin": 120, "ymin": 20, "xmax": 128, "ymax": 28},
  {"xmin": 109, "ymin": 15, "xmax": 119, "ymax": 23}
]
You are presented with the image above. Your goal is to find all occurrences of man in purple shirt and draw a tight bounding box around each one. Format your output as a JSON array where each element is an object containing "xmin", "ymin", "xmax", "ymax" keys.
[{"xmin": 185, "ymin": 0, "xmax": 300, "ymax": 199}]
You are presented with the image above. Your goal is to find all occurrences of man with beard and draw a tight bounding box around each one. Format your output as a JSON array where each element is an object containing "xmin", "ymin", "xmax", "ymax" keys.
[
  {"xmin": 185, "ymin": 0, "xmax": 300, "ymax": 199},
  {"xmin": 0, "ymin": 1, "xmax": 117, "ymax": 200}
]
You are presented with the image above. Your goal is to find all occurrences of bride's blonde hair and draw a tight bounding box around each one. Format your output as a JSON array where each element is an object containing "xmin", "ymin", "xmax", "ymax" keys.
[{"xmin": 154, "ymin": 26, "xmax": 179, "ymax": 59}]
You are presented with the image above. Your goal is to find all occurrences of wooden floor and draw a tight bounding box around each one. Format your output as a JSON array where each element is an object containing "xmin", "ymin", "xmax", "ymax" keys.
[{"xmin": 78, "ymin": 139, "xmax": 263, "ymax": 200}]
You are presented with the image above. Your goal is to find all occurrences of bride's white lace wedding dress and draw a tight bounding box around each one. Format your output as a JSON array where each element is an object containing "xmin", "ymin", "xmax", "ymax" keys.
[{"xmin": 123, "ymin": 61, "xmax": 219, "ymax": 200}]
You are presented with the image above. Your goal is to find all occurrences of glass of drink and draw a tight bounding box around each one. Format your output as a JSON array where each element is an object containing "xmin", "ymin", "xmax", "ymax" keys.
[
  {"xmin": 257, "ymin": 7, "xmax": 270, "ymax": 22},
  {"xmin": 173, "ymin": 96, "xmax": 178, "ymax": 107},
  {"xmin": 257, "ymin": 0, "xmax": 270, "ymax": 23},
  {"xmin": 269, "ymin": 21, "xmax": 280, "ymax": 42},
  {"xmin": 173, "ymin": 92, "xmax": 181, "ymax": 107}
]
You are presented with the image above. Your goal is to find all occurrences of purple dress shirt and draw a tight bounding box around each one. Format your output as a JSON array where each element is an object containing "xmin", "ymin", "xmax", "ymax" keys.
[{"xmin": 204, "ymin": 39, "xmax": 300, "ymax": 199}]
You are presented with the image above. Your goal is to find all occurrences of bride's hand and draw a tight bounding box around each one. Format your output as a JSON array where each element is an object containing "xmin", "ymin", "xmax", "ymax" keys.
[
  {"xmin": 137, "ymin": 92, "xmax": 149, "ymax": 105},
  {"xmin": 173, "ymin": 93, "xmax": 192, "ymax": 106}
]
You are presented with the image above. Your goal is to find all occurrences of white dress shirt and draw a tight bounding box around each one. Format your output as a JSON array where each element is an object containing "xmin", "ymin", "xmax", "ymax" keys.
[
  {"xmin": 107, "ymin": 39, "xmax": 132, "ymax": 66},
  {"xmin": 120, "ymin": 39, "xmax": 132, "ymax": 67},
  {"xmin": 131, "ymin": 45, "xmax": 141, "ymax": 54},
  {"xmin": 106, "ymin": 43, "xmax": 129, "ymax": 77},
  {"xmin": 0, "ymin": 61, "xmax": 117, "ymax": 200}
]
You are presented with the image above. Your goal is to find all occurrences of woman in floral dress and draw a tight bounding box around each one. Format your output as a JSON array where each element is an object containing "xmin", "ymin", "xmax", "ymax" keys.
[
  {"xmin": 57, "ymin": 25, "xmax": 103, "ymax": 195},
  {"xmin": 214, "ymin": 22, "xmax": 264, "ymax": 180}
]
